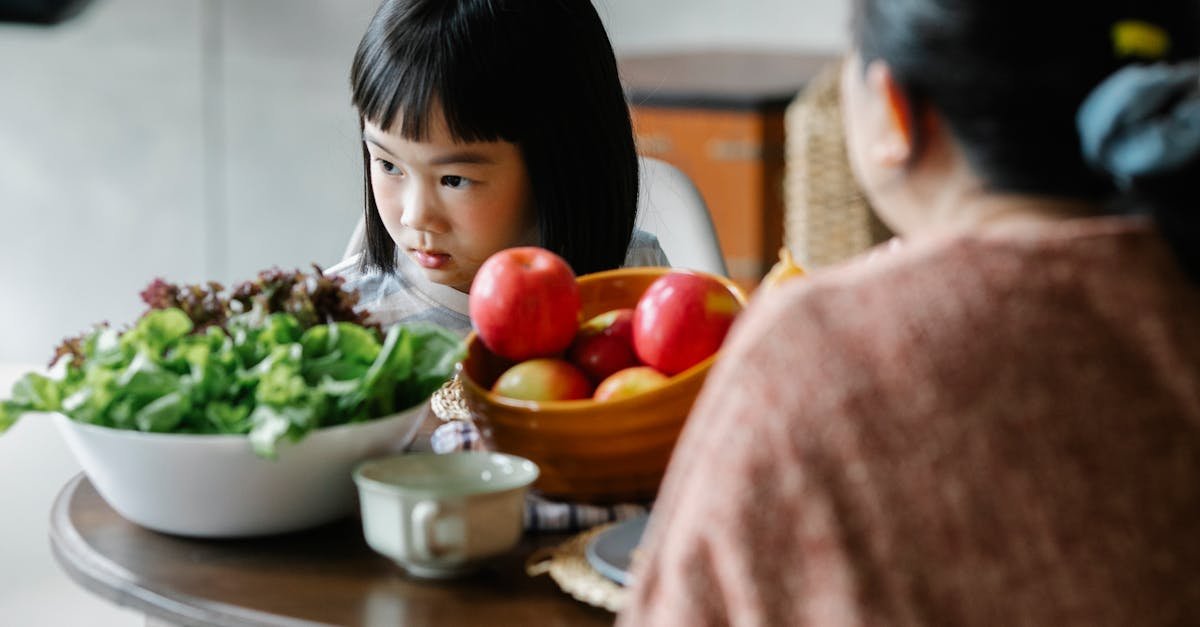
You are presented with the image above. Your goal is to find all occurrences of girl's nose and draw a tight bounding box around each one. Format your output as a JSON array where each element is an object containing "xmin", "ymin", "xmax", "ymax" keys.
[{"xmin": 399, "ymin": 182, "xmax": 447, "ymax": 234}]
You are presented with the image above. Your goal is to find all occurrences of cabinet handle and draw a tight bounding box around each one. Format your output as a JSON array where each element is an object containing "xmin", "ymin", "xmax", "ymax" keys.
[
  {"xmin": 726, "ymin": 257, "xmax": 765, "ymax": 279},
  {"xmin": 707, "ymin": 138, "xmax": 763, "ymax": 162},
  {"xmin": 636, "ymin": 134, "xmax": 673, "ymax": 156}
]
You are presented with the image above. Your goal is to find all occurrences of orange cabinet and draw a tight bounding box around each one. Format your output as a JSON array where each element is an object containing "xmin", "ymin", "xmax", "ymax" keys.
[{"xmin": 620, "ymin": 51, "xmax": 837, "ymax": 290}]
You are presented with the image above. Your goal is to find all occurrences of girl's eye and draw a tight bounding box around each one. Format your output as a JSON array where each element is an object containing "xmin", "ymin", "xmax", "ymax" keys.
[
  {"xmin": 441, "ymin": 175, "xmax": 469, "ymax": 189},
  {"xmin": 375, "ymin": 159, "xmax": 400, "ymax": 175}
]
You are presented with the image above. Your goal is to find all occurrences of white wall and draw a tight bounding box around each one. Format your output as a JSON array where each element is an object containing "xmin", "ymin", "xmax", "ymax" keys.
[
  {"xmin": 0, "ymin": 0, "xmax": 380, "ymax": 365},
  {"xmin": 598, "ymin": 0, "xmax": 848, "ymax": 52}
]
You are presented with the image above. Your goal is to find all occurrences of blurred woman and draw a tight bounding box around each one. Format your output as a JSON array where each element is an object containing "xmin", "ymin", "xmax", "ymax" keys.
[{"xmin": 619, "ymin": 1, "xmax": 1200, "ymax": 625}]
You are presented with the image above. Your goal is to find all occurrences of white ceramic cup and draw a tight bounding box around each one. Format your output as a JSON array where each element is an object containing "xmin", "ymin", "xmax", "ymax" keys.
[{"xmin": 353, "ymin": 451, "xmax": 539, "ymax": 578}]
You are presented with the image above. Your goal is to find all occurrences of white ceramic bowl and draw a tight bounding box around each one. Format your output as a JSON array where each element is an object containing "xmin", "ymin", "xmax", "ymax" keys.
[{"xmin": 53, "ymin": 404, "xmax": 426, "ymax": 538}]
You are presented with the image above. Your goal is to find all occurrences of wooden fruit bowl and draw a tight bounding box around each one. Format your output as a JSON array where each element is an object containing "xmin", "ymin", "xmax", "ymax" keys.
[{"xmin": 458, "ymin": 267, "xmax": 747, "ymax": 504}]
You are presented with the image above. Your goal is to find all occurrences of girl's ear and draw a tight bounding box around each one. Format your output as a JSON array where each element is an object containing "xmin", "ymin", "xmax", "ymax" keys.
[{"xmin": 864, "ymin": 60, "xmax": 916, "ymax": 168}]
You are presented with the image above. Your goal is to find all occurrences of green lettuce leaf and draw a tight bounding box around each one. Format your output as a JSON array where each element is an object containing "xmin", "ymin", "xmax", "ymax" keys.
[{"xmin": 1, "ymin": 276, "xmax": 464, "ymax": 457}]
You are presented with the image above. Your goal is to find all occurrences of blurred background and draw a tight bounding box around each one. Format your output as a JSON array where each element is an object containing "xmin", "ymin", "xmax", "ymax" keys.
[
  {"xmin": 0, "ymin": 0, "xmax": 844, "ymax": 624},
  {"xmin": 0, "ymin": 0, "xmax": 847, "ymax": 366}
]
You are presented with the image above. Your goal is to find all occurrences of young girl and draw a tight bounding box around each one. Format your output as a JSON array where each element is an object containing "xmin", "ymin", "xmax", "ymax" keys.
[{"xmin": 327, "ymin": 0, "xmax": 667, "ymax": 336}]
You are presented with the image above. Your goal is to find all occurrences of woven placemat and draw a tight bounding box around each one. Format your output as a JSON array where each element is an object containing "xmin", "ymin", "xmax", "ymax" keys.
[{"xmin": 526, "ymin": 522, "xmax": 626, "ymax": 613}]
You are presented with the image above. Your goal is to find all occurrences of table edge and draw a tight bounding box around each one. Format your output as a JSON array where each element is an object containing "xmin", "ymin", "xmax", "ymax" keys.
[{"xmin": 48, "ymin": 473, "xmax": 332, "ymax": 627}]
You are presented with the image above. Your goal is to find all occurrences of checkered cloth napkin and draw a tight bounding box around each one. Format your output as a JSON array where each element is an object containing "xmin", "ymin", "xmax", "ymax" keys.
[{"xmin": 428, "ymin": 379, "xmax": 650, "ymax": 533}]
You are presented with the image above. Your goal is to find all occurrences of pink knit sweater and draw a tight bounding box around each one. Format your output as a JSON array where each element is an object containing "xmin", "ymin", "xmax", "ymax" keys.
[{"xmin": 619, "ymin": 217, "xmax": 1200, "ymax": 627}]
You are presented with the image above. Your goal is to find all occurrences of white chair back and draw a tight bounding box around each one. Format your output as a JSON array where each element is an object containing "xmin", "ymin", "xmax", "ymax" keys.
[{"xmin": 634, "ymin": 156, "xmax": 726, "ymax": 276}]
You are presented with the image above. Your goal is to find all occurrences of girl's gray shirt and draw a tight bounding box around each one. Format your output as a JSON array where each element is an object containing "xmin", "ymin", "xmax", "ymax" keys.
[{"xmin": 326, "ymin": 230, "xmax": 669, "ymax": 335}]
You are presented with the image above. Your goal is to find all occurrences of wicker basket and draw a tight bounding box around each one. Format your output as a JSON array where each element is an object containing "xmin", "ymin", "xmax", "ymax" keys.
[{"xmin": 784, "ymin": 60, "xmax": 892, "ymax": 268}]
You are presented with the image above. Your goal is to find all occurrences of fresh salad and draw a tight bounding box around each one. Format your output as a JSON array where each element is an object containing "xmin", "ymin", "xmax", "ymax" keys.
[{"xmin": 0, "ymin": 267, "xmax": 463, "ymax": 457}]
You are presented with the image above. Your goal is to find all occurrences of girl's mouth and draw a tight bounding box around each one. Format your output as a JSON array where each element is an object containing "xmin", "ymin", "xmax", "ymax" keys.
[{"xmin": 411, "ymin": 249, "xmax": 452, "ymax": 270}]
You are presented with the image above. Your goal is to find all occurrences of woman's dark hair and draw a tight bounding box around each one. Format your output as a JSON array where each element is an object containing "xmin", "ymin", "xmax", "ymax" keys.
[
  {"xmin": 851, "ymin": 0, "xmax": 1200, "ymax": 276},
  {"xmin": 349, "ymin": 0, "xmax": 638, "ymax": 277}
]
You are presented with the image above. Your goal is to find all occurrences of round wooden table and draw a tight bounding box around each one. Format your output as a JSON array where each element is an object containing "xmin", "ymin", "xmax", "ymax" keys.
[{"xmin": 49, "ymin": 474, "xmax": 613, "ymax": 626}]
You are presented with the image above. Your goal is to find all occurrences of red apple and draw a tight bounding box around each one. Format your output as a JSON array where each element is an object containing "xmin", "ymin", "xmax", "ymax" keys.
[
  {"xmin": 594, "ymin": 366, "xmax": 669, "ymax": 402},
  {"xmin": 579, "ymin": 308, "xmax": 634, "ymax": 343},
  {"xmin": 632, "ymin": 271, "xmax": 742, "ymax": 375},
  {"xmin": 568, "ymin": 308, "xmax": 639, "ymax": 381},
  {"xmin": 469, "ymin": 247, "xmax": 581, "ymax": 362},
  {"xmin": 492, "ymin": 358, "xmax": 593, "ymax": 401}
]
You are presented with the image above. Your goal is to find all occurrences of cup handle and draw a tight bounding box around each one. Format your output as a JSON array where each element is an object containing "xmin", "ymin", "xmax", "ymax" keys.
[{"xmin": 412, "ymin": 500, "xmax": 467, "ymax": 562}]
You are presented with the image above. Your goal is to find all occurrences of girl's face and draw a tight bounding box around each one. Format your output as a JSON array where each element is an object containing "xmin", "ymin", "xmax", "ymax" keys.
[{"xmin": 363, "ymin": 108, "xmax": 537, "ymax": 292}]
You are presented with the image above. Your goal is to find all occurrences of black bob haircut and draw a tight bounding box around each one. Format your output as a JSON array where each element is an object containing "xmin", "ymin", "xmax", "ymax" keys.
[
  {"xmin": 851, "ymin": 0, "xmax": 1200, "ymax": 279},
  {"xmin": 850, "ymin": 0, "xmax": 1200, "ymax": 201},
  {"xmin": 350, "ymin": 0, "xmax": 639, "ymax": 277}
]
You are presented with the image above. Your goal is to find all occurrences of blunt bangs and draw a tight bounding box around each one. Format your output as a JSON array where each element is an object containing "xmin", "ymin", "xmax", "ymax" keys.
[{"xmin": 350, "ymin": 0, "xmax": 515, "ymax": 144}]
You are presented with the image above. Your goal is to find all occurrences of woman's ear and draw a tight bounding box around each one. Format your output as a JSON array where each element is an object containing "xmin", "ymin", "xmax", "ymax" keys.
[{"xmin": 864, "ymin": 60, "xmax": 916, "ymax": 168}]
